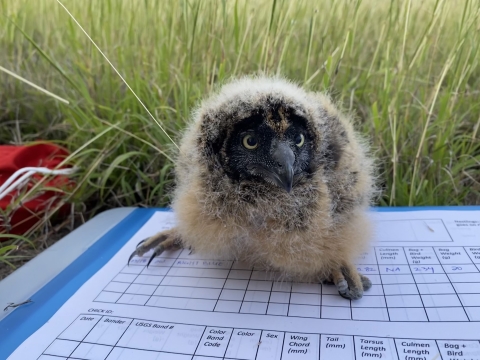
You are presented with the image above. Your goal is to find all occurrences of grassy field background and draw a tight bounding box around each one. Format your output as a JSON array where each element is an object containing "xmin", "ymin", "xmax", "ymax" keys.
[{"xmin": 0, "ymin": 0, "xmax": 479, "ymax": 272}]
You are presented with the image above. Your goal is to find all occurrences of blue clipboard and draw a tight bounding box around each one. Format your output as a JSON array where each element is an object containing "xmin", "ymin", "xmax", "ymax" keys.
[{"xmin": 0, "ymin": 206, "xmax": 479, "ymax": 358}]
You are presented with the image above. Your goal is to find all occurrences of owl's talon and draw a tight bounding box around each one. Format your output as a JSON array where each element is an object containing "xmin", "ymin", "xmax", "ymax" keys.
[
  {"xmin": 127, "ymin": 251, "xmax": 137, "ymax": 266},
  {"xmin": 127, "ymin": 229, "xmax": 183, "ymax": 265},
  {"xmin": 147, "ymin": 250, "xmax": 160, "ymax": 268}
]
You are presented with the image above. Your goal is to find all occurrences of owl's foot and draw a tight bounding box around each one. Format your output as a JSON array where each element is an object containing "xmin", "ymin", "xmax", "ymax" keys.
[
  {"xmin": 331, "ymin": 264, "xmax": 370, "ymax": 300},
  {"xmin": 128, "ymin": 229, "xmax": 183, "ymax": 267}
]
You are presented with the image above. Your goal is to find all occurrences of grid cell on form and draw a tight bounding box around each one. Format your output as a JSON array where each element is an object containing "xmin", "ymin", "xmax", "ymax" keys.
[
  {"xmin": 458, "ymin": 294, "xmax": 480, "ymax": 307},
  {"xmin": 224, "ymin": 279, "xmax": 249, "ymax": 290},
  {"xmin": 154, "ymin": 285, "xmax": 222, "ymax": 300},
  {"xmin": 225, "ymin": 328, "xmax": 261, "ymax": 360},
  {"xmin": 132, "ymin": 275, "xmax": 164, "ymax": 285},
  {"xmin": 354, "ymin": 336, "xmax": 397, "ymax": 359},
  {"xmin": 141, "ymin": 266, "xmax": 170, "ymax": 275},
  {"xmin": 247, "ymin": 280, "xmax": 273, "ymax": 291},
  {"xmin": 378, "ymin": 265, "xmax": 412, "ymax": 274},
  {"xmin": 464, "ymin": 247, "xmax": 480, "ymax": 263},
  {"xmin": 421, "ymin": 294, "xmax": 462, "ymax": 308},
  {"xmin": 95, "ymin": 292, "xmax": 121, "ymax": 303},
  {"xmin": 161, "ymin": 276, "xmax": 226, "ymax": 288},
  {"xmin": 416, "ymin": 282, "xmax": 455, "ymax": 295},
  {"xmin": 452, "ymin": 282, "xmax": 480, "ymax": 294},
  {"xmin": 244, "ymin": 290, "xmax": 271, "ymax": 302},
  {"xmin": 84, "ymin": 317, "xmax": 132, "ymax": 346},
  {"xmin": 214, "ymin": 300, "xmax": 242, "ymax": 313},
  {"xmin": 320, "ymin": 334, "xmax": 354, "ymax": 360},
  {"xmin": 321, "ymin": 306, "xmax": 351, "ymax": 320},
  {"xmin": 146, "ymin": 296, "xmax": 216, "ymax": 311},
  {"xmin": 125, "ymin": 283, "xmax": 156, "ymax": 296},
  {"xmin": 363, "ymin": 284, "xmax": 384, "ymax": 296},
  {"xmin": 228, "ymin": 269, "xmax": 252, "ymax": 279},
  {"xmin": 405, "ymin": 247, "xmax": 439, "ymax": 265},
  {"xmin": 464, "ymin": 307, "xmax": 480, "ymax": 321},
  {"xmin": 117, "ymin": 320, "xmax": 203, "ymax": 354},
  {"xmin": 269, "ymin": 291, "xmax": 290, "ymax": 303},
  {"xmin": 409, "ymin": 264, "xmax": 444, "ymax": 275},
  {"xmin": 167, "ymin": 267, "xmax": 230, "ymax": 278},
  {"xmin": 289, "ymin": 293, "xmax": 320, "ymax": 305},
  {"xmin": 43, "ymin": 339, "xmax": 79, "ymax": 357},
  {"xmin": 250, "ymin": 270, "xmax": 283, "ymax": 281},
  {"xmin": 321, "ymin": 295, "xmax": 350, "ymax": 307},
  {"xmin": 351, "ymin": 295, "xmax": 386, "ymax": 308},
  {"xmin": 119, "ymin": 265, "xmax": 143, "ymax": 274},
  {"xmin": 394, "ymin": 338, "xmax": 440, "ymax": 359},
  {"xmin": 355, "ymin": 250, "xmax": 377, "ymax": 265},
  {"xmin": 117, "ymin": 294, "xmax": 150, "ymax": 305},
  {"xmin": 381, "ymin": 274, "xmax": 415, "ymax": 284},
  {"xmin": 271, "ymin": 281, "xmax": 292, "ymax": 292},
  {"xmin": 291, "ymin": 283, "xmax": 322, "ymax": 294},
  {"xmin": 240, "ymin": 301, "xmax": 268, "ymax": 314},
  {"xmin": 112, "ymin": 273, "xmax": 137, "ymax": 283},
  {"xmin": 442, "ymin": 264, "xmax": 479, "ymax": 274},
  {"xmin": 70, "ymin": 343, "xmax": 112, "ymax": 360},
  {"xmin": 375, "ymin": 247, "xmax": 408, "ymax": 265},
  {"xmin": 288, "ymin": 304, "xmax": 320, "ymax": 318},
  {"xmin": 195, "ymin": 327, "xmax": 233, "ymax": 358},
  {"xmin": 267, "ymin": 303, "xmax": 289, "ymax": 316},
  {"xmin": 413, "ymin": 274, "xmax": 450, "ymax": 284},
  {"xmin": 256, "ymin": 331, "xmax": 284, "ymax": 360},
  {"xmin": 434, "ymin": 247, "xmax": 473, "ymax": 264},
  {"xmin": 351, "ymin": 308, "xmax": 389, "ymax": 321},
  {"xmin": 58, "ymin": 315, "xmax": 102, "ymax": 342},
  {"xmin": 425, "ymin": 307, "xmax": 468, "ymax": 321},
  {"xmin": 219, "ymin": 289, "xmax": 246, "ymax": 301},
  {"xmin": 107, "ymin": 348, "xmax": 190, "ymax": 360},
  {"xmin": 437, "ymin": 340, "xmax": 480, "ymax": 359},
  {"xmin": 282, "ymin": 333, "xmax": 319, "ymax": 360},
  {"xmin": 385, "ymin": 295, "xmax": 423, "ymax": 308},
  {"xmin": 448, "ymin": 273, "xmax": 480, "ymax": 283},
  {"xmin": 388, "ymin": 308, "xmax": 428, "ymax": 322},
  {"xmin": 382, "ymin": 283, "xmax": 419, "ymax": 295}
]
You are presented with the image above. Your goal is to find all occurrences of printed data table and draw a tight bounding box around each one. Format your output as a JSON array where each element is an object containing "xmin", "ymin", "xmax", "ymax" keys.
[
  {"xmin": 97, "ymin": 246, "xmax": 480, "ymax": 322},
  {"xmin": 41, "ymin": 316, "xmax": 480, "ymax": 359},
  {"xmin": 6, "ymin": 209, "xmax": 480, "ymax": 360}
]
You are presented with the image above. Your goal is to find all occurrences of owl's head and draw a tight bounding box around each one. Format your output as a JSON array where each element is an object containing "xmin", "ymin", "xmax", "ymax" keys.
[{"xmin": 192, "ymin": 76, "xmax": 342, "ymax": 193}]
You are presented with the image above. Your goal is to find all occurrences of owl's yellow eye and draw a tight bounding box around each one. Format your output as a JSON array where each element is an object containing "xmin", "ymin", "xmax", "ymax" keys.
[
  {"xmin": 295, "ymin": 133, "xmax": 305, "ymax": 147},
  {"xmin": 242, "ymin": 134, "xmax": 258, "ymax": 149}
]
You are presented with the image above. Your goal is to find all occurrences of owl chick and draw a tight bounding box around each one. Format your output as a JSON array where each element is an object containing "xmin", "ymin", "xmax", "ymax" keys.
[{"xmin": 129, "ymin": 76, "xmax": 376, "ymax": 300}]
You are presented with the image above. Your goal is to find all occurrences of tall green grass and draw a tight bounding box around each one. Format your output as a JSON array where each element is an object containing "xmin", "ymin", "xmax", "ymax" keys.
[{"xmin": 0, "ymin": 0, "xmax": 479, "ymax": 267}]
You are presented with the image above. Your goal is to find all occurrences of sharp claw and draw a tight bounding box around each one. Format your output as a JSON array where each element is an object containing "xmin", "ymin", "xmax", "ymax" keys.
[
  {"xmin": 136, "ymin": 239, "xmax": 147, "ymax": 248},
  {"xmin": 128, "ymin": 250, "xmax": 138, "ymax": 266},
  {"xmin": 147, "ymin": 251, "xmax": 158, "ymax": 268}
]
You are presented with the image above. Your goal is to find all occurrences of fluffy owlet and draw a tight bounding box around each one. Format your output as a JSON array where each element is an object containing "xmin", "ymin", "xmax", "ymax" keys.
[{"xmin": 129, "ymin": 76, "xmax": 376, "ymax": 299}]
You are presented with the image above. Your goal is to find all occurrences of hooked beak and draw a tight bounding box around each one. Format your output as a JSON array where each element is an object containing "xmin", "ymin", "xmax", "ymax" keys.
[{"xmin": 269, "ymin": 141, "xmax": 295, "ymax": 193}]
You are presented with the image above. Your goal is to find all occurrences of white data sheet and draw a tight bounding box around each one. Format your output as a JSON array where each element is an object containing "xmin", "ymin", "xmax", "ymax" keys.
[{"xmin": 7, "ymin": 209, "xmax": 480, "ymax": 360}]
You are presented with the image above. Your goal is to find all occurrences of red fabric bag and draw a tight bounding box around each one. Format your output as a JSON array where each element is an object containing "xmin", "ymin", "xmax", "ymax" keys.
[{"xmin": 0, "ymin": 144, "xmax": 73, "ymax": 235}]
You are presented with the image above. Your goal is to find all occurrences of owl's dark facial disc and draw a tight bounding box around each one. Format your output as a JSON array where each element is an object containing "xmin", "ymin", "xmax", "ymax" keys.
[{"xmin": 223, "ymin": 108, "xmax": 314, "ymax": 192}]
